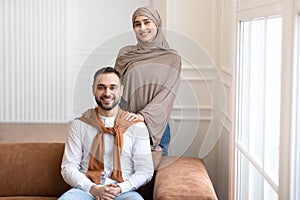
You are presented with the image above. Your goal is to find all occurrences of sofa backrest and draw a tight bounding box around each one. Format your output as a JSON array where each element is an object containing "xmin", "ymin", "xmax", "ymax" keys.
[{"xmin": 0, "ymin": 143, "xmax": 70, "ymax": 197}]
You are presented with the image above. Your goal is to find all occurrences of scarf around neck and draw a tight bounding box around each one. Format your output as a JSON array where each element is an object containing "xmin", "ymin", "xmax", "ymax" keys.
[{"xmin": 77, "ymin": 107, "xmax": 142, "ymax": 184}]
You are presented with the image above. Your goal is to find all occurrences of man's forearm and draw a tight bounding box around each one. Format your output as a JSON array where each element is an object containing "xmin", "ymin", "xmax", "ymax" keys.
[{"xmin": 61, "ymin": 167, "xmax": 95, "ymax": 192}]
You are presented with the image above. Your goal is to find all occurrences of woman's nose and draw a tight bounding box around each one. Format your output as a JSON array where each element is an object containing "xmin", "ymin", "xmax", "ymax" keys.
[{"xmin": 140, "ymin": 23, "xmax": 146, "ymax": 30}]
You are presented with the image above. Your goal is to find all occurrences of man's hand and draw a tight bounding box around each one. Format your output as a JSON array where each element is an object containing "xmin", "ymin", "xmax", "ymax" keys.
[
  {"xmin": 106, "ymin": 184, "xmax": 122, "ymax": 196},
  {"xmin": 89, "ymin": 184, "xmax": 121, "ymax": 200}
]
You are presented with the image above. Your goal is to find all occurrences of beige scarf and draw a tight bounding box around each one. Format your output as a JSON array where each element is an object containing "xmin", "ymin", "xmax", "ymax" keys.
[
  {"xmin": 115, "ymin": 7, "xmax": 176, "ymax": 76},
  {"xmin": 77, "ymin": 107, "xmax": 142, "ymax": 184}
]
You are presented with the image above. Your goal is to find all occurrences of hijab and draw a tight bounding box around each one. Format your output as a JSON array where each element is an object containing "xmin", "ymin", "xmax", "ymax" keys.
[
  {"xmin": 132, "ymin": 6, "xmax": 169, "ymax": 49},
  {"xmin": 115, "ymin": 6, "xmax": 178, "ymax": 76}
]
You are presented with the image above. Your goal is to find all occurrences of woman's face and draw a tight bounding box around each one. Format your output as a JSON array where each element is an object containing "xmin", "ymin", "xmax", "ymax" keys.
[{"xmin": 133, "ymin": 16, "xmax": 158, "ymax": 43}]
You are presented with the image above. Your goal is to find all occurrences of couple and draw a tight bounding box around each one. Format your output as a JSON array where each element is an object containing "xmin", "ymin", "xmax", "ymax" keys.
[{"xmin": 59, "ymin": 6, "xmax": 181, "ymax": 200}]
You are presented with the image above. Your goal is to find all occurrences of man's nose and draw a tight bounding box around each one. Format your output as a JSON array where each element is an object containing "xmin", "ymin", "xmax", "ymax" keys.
[{"xmin": 104, "ymin": 88, "xmax": 112, "ymax": 95}]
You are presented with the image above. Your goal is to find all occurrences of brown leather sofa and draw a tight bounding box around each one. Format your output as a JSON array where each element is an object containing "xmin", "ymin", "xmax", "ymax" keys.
[{"xmin": 0, "ymin": 143, "xmax": 218, "ymax": 200}]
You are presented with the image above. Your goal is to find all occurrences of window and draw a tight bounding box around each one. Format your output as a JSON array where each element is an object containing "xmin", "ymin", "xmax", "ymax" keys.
[{"xmin": 235, "ymin": 16, "xmax": 282, "ymax": 199}]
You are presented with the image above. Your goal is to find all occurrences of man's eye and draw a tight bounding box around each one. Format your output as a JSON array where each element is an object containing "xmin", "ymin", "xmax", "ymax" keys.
[
  {"xmin": 110, "ymin": 86, "xmax": 117, "ymax": 90},
  {"xmin": 97, "ymin": 86, "xmax": 104, "ymax": 90}
]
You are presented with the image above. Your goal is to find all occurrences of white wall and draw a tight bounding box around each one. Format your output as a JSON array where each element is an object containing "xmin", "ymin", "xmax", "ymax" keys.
[
  {"xmin": 165, "ymin": 1, "xmax": 232, "ymax": 199},
  {"xmin": 219, "ymin": 0, "xmax": 237, "ymax": 199},
  {"xmin": 165, "ymin": 0, "xmax": 221, "ymax": 66},
  {"xmin": 71, "ymin": 0, "xmax": 152, "ymax": 118}
]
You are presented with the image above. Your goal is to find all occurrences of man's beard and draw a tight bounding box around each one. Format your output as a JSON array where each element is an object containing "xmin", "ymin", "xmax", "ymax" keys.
[{"xmin": 95, "ymin": 96, "xmax": 119, "ymax": 110}]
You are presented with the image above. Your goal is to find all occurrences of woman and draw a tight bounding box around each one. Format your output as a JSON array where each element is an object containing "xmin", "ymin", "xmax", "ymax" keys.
[{"xmin": 115, "ymin": 6, "xmax": 182, "ymax": 156}]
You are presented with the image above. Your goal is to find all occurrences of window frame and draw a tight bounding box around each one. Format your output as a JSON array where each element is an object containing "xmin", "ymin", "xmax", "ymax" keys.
[
  {"xmin": 233, "ymin": 0, "xmax": 299, "ymax": 199},
  {"xmin": 235, "ymin": 16, "xmax": 283, "ymax": 200},
  {"xmin": 290, "ymin": 13, "xmax": 300, "ymax": 200}
]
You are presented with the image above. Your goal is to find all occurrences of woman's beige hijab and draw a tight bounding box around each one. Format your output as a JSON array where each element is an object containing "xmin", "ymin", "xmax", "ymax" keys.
[
  {"xmin": 132, "ymin": 6, "xmax": 169, "ymax": 49},
  {"xmin": 115, "ymin": 7, "xmax": 177, "ymax": 75}
]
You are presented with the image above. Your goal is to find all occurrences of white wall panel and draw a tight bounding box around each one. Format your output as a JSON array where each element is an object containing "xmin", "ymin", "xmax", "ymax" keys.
[
  {"xmin": 169, "ymin": 63, "xmax": 226, "ymax": 159},
  {"xmin": 0, "ymin": 0, "xmax": 68, "ymax": 122}
]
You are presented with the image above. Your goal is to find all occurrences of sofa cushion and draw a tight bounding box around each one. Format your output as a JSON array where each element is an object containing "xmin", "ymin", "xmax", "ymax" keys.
[
  {"xmin": 0, "ymin": 143, "xmax": 70, "ymax": 197},
  {"xmin": 0, "ymin": 197, "xmax": 57, "ymax": 200},
  {"xmin": 153, "ymin": 156, "xmax": 218, "ymax": 200}
]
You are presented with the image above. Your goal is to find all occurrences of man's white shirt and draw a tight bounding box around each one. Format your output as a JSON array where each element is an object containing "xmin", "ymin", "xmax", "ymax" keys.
[{"xmin": 61, "ymin": 114, "xmax": 154, "ymax": 194}]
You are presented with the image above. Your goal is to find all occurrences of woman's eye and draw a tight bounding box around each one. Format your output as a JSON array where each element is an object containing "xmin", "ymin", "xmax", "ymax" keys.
[{"xmin": 134, "ymin": 23, "xmax": 141, "ymax": 27}]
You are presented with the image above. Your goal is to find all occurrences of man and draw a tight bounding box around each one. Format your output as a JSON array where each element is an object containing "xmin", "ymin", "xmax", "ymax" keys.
[{"xmin": 59, "ymin": 67, "xmax": 154, "ymax": 200}]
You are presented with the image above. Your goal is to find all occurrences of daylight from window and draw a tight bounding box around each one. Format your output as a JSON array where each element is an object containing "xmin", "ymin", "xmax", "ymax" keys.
[{"xmin": 235, "ymin": 16, "xmax": 282, "ymax": 200}]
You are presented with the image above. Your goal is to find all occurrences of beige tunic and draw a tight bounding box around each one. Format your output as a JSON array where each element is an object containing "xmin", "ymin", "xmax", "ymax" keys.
[{"xmin": 115, "ymin": 48, "xmax": 181, "ymax": 150}]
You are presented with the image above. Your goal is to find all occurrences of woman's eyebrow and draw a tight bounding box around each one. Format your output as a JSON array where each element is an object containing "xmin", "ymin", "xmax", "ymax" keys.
[{"xmin": 134, "ymin": 18, "xmax": 150, "ymax": 23}]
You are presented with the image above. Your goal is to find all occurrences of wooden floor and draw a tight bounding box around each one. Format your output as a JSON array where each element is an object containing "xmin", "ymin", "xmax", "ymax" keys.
[{"xmin": 0, "ymin": 123, "xmax": 70, "ymax": 143}]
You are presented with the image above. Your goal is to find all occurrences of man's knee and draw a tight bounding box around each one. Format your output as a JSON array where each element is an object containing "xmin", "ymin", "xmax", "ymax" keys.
[
  {"xmin": 59, "ymin": 188, "xmax": 94, "ymax": 200},
  {"xmin": 115, "ymin": 191, "xmax": 144, "ymax": 200}
]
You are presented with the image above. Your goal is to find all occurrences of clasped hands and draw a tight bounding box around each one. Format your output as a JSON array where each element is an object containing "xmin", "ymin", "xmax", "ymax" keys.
[{"xmin": 90, "ymin": 184, "xmax": 121, "ymax": 200}]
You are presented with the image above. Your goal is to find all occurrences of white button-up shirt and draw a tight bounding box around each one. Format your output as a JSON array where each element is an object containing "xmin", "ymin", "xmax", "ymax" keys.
[{"xmin": 61, "ymin": 115, "xmax": 154, "ymax": 194}]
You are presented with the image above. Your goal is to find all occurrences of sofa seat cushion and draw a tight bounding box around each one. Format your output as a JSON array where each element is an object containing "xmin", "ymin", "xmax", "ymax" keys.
[
  {"xmin": 0, "ymin": 143, "xmax": 70, "ymax": 197},
  {"xmin": 0, "ymin": 197, "xmax": 57, "ymax": 200},
  {"xmin": 154, "ymin": 156, "xmax": 218, "ymax": 200}
]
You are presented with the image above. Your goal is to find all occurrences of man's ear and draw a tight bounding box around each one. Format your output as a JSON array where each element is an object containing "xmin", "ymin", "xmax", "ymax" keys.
[{"xmin": 92, "ymin": 84, "xmax": 95, "ymax": 96}]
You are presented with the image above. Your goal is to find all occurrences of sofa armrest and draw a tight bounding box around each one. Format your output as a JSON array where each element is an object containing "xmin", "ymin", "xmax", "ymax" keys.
[{"xmin": 153, "ymin": 156, "xmax": 218, "ymax": 200}]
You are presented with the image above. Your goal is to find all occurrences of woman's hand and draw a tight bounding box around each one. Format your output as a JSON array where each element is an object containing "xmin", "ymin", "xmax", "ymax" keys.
[
  {"xmin": 83, "ymin": 109, "xmax": 92, "ymax": 118},
  {"xmin": 124, "ymin": 112, "xmax": 144, "ymax": 122}
]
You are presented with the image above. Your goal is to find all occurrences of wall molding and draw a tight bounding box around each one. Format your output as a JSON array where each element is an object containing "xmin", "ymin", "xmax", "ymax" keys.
[
  {"xmin": 238, "ymin": 1, "xmax": 281, "ymax": 20},
  {"xmin": 170, "ymin": 106, "xmax": 212, "ymax": 121}
]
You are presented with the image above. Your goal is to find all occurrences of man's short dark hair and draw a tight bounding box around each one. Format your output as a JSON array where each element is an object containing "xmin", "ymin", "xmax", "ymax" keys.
[{"xmin": 93, "ymin": 67, "xmax": 121, "ymax": 85}]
